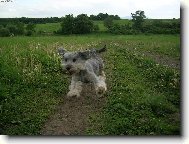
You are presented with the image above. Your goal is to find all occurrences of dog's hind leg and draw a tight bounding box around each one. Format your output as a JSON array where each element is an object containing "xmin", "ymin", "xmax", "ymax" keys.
[
  {"xmin": 97, "ymin": 71, "xmax": 107, "ymax": 95},
  {"xmin": 87, "ymin": 71, "xmax": 107, "ymax": 95}
]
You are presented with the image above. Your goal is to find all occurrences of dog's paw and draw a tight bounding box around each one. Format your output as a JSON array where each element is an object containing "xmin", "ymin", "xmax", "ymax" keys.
[{"xmin": 67, "ymin": 90, "xmax": 80, "ymax": 98}]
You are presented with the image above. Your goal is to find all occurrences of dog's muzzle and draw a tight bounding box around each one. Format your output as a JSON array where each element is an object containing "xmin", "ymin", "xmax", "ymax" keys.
[{"xmin": 65, "ymin": 65, "xmax": 75, "ymax": 75}]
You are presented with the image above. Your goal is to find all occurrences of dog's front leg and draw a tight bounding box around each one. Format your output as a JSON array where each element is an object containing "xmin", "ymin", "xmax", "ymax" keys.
[
  {"xmin": 67, "ymin": 77, "xmax": 83, "ymax": 98},
  {"xmin": 87, "ymin": 71, "xmax": 107, "ymax": 95}
]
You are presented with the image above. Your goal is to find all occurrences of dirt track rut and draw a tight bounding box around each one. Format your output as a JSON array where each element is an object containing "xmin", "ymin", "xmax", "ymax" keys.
[{"xmin": 40, "ymin": 84, "xmax": 106, "ymax": 135}]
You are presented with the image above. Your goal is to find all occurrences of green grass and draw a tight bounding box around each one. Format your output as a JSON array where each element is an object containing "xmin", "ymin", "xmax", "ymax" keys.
[
  {"xmin": 35, "ymin": 19, "xmax": 179, "ymax": 34},
  {"xmin": 0, "ymin": 34, "xmax": 180, "ymax": 135},
  {"xmin": 94, "ymin": 21, "xmax": 107, "ymax": 32},
  {"xmin": 91, "ymin": 45, "xmax": 180, "ymax": 135},
  {"xmin": 35, "ymin": 19, "xmax": 131, "ymax": 33},
  {"xmin": 35, "ymin": 23, "xmax": 61, "ymax": 33}
]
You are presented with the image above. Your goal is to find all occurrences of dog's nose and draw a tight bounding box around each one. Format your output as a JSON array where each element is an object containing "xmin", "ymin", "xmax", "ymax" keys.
[{"xmin": 66, "ymin": 65, "xmax": 71, "ymax": 71}]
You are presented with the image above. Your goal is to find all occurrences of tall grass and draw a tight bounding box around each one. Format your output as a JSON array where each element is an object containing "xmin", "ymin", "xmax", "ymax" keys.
[{"xmin": 0, "ymin": 37, "xmax": 68, "ymax": 134}]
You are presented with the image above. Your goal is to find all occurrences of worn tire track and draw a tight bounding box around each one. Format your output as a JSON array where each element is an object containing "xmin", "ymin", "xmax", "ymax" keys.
[{"xmin": 40, "ymin": 84, "xmax": 106, "ymax": 135}]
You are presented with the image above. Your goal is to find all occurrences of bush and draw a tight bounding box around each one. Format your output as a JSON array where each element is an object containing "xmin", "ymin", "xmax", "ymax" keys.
[
  {"xmin": 107, "ymin": 23, "xmax": 134, "ymax": 35},
  {"xmin": 15, "ymin": 22, "xmax": 25, "ymax": 35},
  {"xmin": 73, "ymin": 14, "xmax": 94, "ymax": 34},
  {"xmin": 26, "ymin": 23, "xmax": 36, "ymax": 32},
  {"xmin": 93, "ymin": 24, "xmax": 100, "ymax": 32},
  {"xmin": 142, "ymin": 20, "xmax": 180, "ymax": 34},
  {"xmin": 61, "ymin": 14, "xmax": 75, "ymax": 34},
  {"xmin": 59, "ymin": 14, "xmax": 94, "ymax": 35},
  {"xmin": 104, "ymin": 17, "xmax": 113, "ymax": 29},
  {"xmin": 25, "ymin": 30, "xmax": 33, "ymax": 36},
  {"xmin": 0, "ymin": 27, "xmax": 10, "ymax": 37},
  {"xmin": 6, "ymin": 24, "xmax": 17, "ymax": 35}
]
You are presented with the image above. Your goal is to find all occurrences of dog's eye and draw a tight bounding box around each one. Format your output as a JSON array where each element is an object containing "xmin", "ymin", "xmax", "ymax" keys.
[
  {"xmin": 64, "ymin": 58, "xmax": 67, "ymax": 62},
  {"xmin": 73, "ymin": 58, "xmax": 76, "ymax": 62}
]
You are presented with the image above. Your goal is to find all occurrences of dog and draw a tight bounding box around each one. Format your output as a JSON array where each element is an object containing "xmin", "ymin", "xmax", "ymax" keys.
[{"xmin": 58, "ymin": 45, "xmax": 107, "ymax": 98}]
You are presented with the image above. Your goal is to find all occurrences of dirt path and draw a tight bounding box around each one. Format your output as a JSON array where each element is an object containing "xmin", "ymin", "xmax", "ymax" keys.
[
  {"xmin": 40, "ymin": 84, "xmax": 106, "ymax": 135},
  {"xmin": 142, "ymin": 51, "xmax": 180, "ymax": 69}
]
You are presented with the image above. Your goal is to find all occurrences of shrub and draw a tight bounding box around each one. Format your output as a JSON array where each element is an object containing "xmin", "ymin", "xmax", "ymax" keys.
[
  {"xmin": 0, "ymin": 27, "xmax": 10, "ymax": 37},
  {"xmin": 59, "ymin": 14, "xmax": 94, "ymax": 35},
  {"xmin": 104, "ymin": 17, "xmax": 114, "ymax": 29},
  {"xmin": 6, "ymin": 24, "xmax": 17, "ymax": 35},
  {"xmin": 15, "ymin": 22, "xmax": 25, "ymax": 35},
  {"xmin": 26, "ymin": 23, "xmax": 36, "ymax": 32},
  {"xmin": 73, "ymin": 14, "xmax": 93, "ymax": 34},
  {"xmin": 0, "ymin": 22, "xmax": 26, "ymax": 36},
  {"xmin": 25, "ymin": 30, "xmax": 33, "ymax": 36},
  {"xmin": 61, "ymin": 14, "xmax": 75, "ymax": 34},
  {"xmin": 93, "ymin": 24, "xmax": 100, "ymax": 32}
]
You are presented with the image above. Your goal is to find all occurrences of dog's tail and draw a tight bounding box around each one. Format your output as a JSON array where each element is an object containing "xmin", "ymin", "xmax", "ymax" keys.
[{"xmin": 96, "ymin": 45, "xmax": 106, "ymax": 53}]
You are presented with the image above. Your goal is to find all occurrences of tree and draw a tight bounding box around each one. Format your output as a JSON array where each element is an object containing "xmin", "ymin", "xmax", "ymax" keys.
[
  {"xmin": 61, "ymin": 14, "xmax": 75, "ymax": 34},
  {"xmin": 131, "ymin": 10, "xmax": 146, "ymax": 32},
  {"xmin": 26, "ymin": 22, "xmax": 36, "ymax": 32},
  {"xmin": 6, "ymin": 24, "xmax": 17, "ymax": 35},
  {"xmin": 104, "ymin": 17, "xmax": 114, "ymax": 29},
  {"xmin": 15, "ymin": 22, "xmax": 25, "ymax": 35},
  {"xmin": 59, "ymin": 14, "xmax": 94, "ymax": 34},
  {"xmin": 74, "ymin": 14, "xmax": 93, "ymax": 34},
  {"xmin": 0, "ymin": 27, "xmax": 10, "ymax": 37}
]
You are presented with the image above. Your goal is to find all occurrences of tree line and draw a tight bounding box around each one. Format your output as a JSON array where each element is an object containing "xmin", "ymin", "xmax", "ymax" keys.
[
  {"xmin": 104, "ymin": 10, "xmax": 180, "ymax": 34},
  {"xmin": 0, "ymin": 13, "xmax": 120, "ymax": 25},
  {"xmin": 0, "ymin": 11, "xmax": 180, "ymax": 37}
]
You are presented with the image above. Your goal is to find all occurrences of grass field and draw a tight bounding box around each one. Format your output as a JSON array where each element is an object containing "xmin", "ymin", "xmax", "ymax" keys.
[
  {"xmin": 35, "ymin": 19, "xmax": 179, "ymax": 34},
  {"xmin": 35, "ymin": 19, "xmax": 130, "ymax": 33},
  {"xmin": 0, "ymin": 33, "xmax": 180, "ymax": 135},
  {"xmin": 35, "ymin": 23, "xmax": 61, "ymax": 33}
]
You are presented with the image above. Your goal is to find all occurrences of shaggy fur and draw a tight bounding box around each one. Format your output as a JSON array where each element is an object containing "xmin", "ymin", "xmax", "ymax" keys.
[{"xmin": 58, "ymin": 45, "xmax": 107, "ymax": 98}]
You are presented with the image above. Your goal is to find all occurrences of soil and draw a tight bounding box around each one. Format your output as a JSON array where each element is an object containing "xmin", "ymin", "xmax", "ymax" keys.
[
  {"xmin": 40, "ymin": 84, "xmax": 106, "ymax": 135},
  {"xmin": 142, "ymin": 51, "xmax": 180, "ymax": 69}
]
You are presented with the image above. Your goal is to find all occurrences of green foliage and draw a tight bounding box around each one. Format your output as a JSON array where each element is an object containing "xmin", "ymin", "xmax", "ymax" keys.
[
  {"xmin": 0, "ymin": 38, "xmax": 68, "ymax": 134},
  {"xmin": 6, "ymin": 24, "xmax": 17, "ymax": 34},
  {"xmin": 74, "ymin": 14, "xmax": 94, "ymax": 34},
  {"xmin": 25, "ymin": 30, "xmax": 33, "ymax": 36},
  {"xmin": 25, "ymin": 23, "xmax": 36, "ymax": 36},
  {"xmin": 104, "ymin": 19, "xmax": 180, "ymax": 35},
  {"xmin": 131, "ymin": 10, "xmax": 146, "ymax": 32},
  {"xmin": 142, "ymin": 19, "xmax": 180, "ymax": 34},
  {"xmin": 0, "ymin": 27, "xmax": 10, "ymax": 37},
  {"xmin": 59, "ymin": 14, "xmax": 95, "ymax": 34},
  {"xmin": 90, "ymin": 13, "xmax": 120, "ymax": 21},
  {"xmin": 93, "ymin": 24, "xmax": 100, "ymax": 32},
  {"xmin": 0, "ymin": 22, "xmax": 25, "ymax": 37},
  {"xmin": 108, "ymin": 23, "xmax": 134, "ymax": 35},
  {"xmin": 15, "ymin": 22, "xmax": 25, "ymax": 35},
  {"xmin": 26, "ymin": 23, "xmax": 36, "ymax": 32},
  {"xmin": 104, "ymin": 17, "xmax": 114, "ymax": 29},
  {"xmin": 61, "ymin": 14, "xmax": 75, "ymax": 34}
]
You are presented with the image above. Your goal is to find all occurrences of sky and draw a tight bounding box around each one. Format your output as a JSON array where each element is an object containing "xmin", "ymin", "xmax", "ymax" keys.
[{"xmin": 0, "ymin": 0, "xmax": 180, "ymax": 19}]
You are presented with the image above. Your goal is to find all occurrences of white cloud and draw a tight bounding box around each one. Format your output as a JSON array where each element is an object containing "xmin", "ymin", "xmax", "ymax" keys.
[{"xmin": 0, "ymin": 0, "xmax": 180, "ymax": 18}]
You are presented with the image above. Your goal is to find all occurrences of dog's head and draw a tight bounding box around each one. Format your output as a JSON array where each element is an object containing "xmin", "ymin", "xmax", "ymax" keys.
[{"xmin": 58, "ymin": 45, "xmax": 106, "ymax": 75}]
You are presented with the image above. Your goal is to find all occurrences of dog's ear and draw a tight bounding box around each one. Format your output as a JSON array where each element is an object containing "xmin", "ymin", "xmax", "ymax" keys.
[
  {"xmin": 58, "ymin": 48, "xmax": 66, "ymax": 57},
  {"xmin": 78, "ymin": 51, "xmax": 90, "ymax": 60}
]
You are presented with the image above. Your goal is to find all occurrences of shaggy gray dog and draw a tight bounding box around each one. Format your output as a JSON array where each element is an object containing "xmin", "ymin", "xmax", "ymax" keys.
[{"xmin": 58, "ymin": 45, "xmax": 107, "ymax": 98}]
